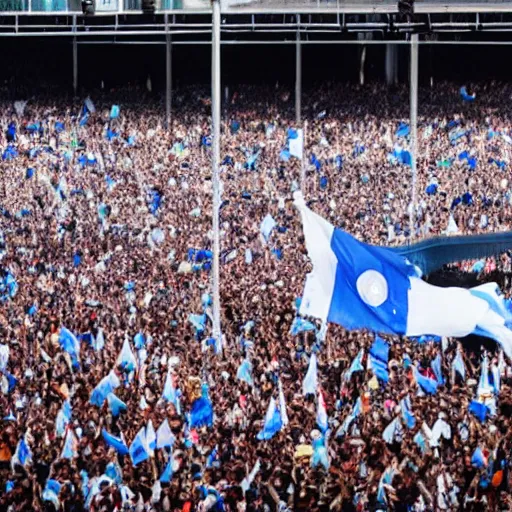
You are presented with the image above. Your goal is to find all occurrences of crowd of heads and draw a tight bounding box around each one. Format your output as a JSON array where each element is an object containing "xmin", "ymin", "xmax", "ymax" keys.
[{"xmin": 0, "ymin": 81, "xmax": 512, "ymax": 511}]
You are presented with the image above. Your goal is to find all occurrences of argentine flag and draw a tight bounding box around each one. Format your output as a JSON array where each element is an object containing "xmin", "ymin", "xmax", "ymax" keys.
[{"xmin": 295, "ymin": 192, "xmax": 512, "ymax": 358}]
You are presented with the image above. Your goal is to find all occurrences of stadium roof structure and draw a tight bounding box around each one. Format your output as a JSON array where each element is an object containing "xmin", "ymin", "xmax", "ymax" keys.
[{"xmin": 2, "ymin": 0, "xmax": 512, "ymax": 39}]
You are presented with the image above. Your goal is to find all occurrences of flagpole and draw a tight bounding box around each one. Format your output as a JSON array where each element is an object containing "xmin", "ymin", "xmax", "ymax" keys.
[
  {"xmin": 409, "ymin": 33, "xmax": 419, "ymax": 241},
  {"xmin": 295, "ymin": 25, "xmax": 301, "ymax": 126},
  {"xmin": 165, "ymin": 13, "xmax": 172, "ymax": 130},
  {"xmin": 211, "ymin": 0, "xmax": 222, "ymax": 346},
  {"xmin": 301, "ymin": 120, "xmax": 307, "ymax": 194}
]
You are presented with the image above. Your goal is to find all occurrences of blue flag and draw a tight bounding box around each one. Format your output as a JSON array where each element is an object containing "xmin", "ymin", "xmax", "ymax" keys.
[
  {"xmin": 400, "ymin": 395, "xmax": 416, "ymax": 429},
  {"xmin": 237, "ymin": 359, "xmax": 254, "ymax": 386},
  {"xmin": 431, "ymin": 354, "xmax": 444, "ymax": 384},
  {"xmin": 59, "ymin": 327, "xmax": 80, "ymax": 367},
  {"xmin": 107, "ymin": 393, "xmax": 127, "ymax": 417},
  {"xmin": 90, "ymin": 371, "xmax": 120, "ymax": 407},
  {"xmin": 345, "ymin": 349, "xmax": 364, "ymax": 380},
  {"xmin": 369, "ymin": 336, "xmax": 389, "ymax": 383},
  {"xmin": 460, "ymin": 86, "xmax": 476, "ymax": 102},
  {"xmin": 471, "ymin": 447, "xmax": 485, "ymax": 468},
  {"xmin": 302, "ymin": 354, "xmax": 318, "ymax": 395},
  {"xmin": 469, "ymin": 400, "xmax": 489, "ymax": 423},
  {"xmin": 413, "ymin": 367, "xmax": 438, "ymax": 395},
  {"xmin": 452, "ymin": 350, "xmax": 465, "ymax": 380},
  {"xmin": 395, "ymin": 123, "xmax": 410, "ymax": 138},
  {"xmin": 160, "ymin": 456, "xmax": 173, "ymax": 483},
  {"xmin": 110, "ymin": 105, "xmax": 120, "ymax": 119},
  {"xmin": 129, "ymin": 427, "xmax": 150, "ymax": 466},
  {"xmin": 290, "ymin": 317, "xmax": 317, "ymax": 336},
  {"xmin": 102, "ymin": 429, "xmax": 129, "ymax": 455},
  {"xmin": 257, "ymin": 397, "xmax": 283, "ymax": 441}
]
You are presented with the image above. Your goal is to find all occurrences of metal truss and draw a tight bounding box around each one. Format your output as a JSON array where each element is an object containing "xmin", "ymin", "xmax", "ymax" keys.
[{"xmin": 1, "ymin": 4, "xmax": 512, "ymax": 40}]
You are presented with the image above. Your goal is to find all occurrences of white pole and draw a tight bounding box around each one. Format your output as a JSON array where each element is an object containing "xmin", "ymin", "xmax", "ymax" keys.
[
  {"xmin": 409, "ymin": 34, "xmax": 419, "ymax": 241},
  {"xmin": 165, "ymin": 13, "xmax": 172, "ymax": 130},
  {"xmin": 72, "ymin": 15, "xmax": 78, "ymax": 96},
  {"xmin": 295, "ymin": 26, "xmax": 301, "ymax": 126},
  {"xmin": 211, "ymin": 0, "xmax": 222, "ymax": 344}
]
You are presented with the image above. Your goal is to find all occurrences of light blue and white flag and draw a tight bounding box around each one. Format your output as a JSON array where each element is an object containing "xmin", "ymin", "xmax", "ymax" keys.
[
  {"xmin": 302, "ymin": 353, "xmax": 318, "ymax": 395},
  {"xmin": 162, "ymin": 370, "xmax": 178, "ymax": 407},
  {"xmin": 452, "ymin": 349, "xmax": 465, "ymax": 381},
  {"xmin": 316, "ymin": 389, "xmax": 328, "ymax": 433},
  {"xmin": 344, "ymin": 349, "xmax": 364, "ymax": 380},
  {"xmin": 431, "ymin": 353, "xmax": 444, "ymax": 384},
  {"xmin": 11, "ymin": 436, "xmax": 32, "ymax": 469},
  {"xmin": 400, "ymin": 395, "xmax": 416, "ymax": 429},
  {"xmin": 110, "ymin": 105, "xmax": 120, "ymax": 119},
  {"xmin": 413, "ymin": 367, "xmax": 438, "ymax": 395},
  {"xmin": 90, "ymin": 371, "xmax": 121, "ymax": 407},
  {"xmin": 278, "ymin": 378, "xmax": 289, "ymax": 427},
  {"xmin": 237, "ymin": 358, "xmax": 254, "ymax": 386},
  {"xmin": 146, "ymin": 420, "xmax": 156, "ymax": 455},
  {"xmin": 93, "ymin": 328, "xmax": 105, "ymax": 351},
  {"xmin": 107, "ymin": 393, "xmax": 127, "ymax": 417},
  {"xmin": 289, "ymin": 128, "xmax": 303, "ymax": 159},
  {"xmin": 290, "ymin": 317, "xmax": 317, "ymax": 336},
  {"xmin": 61, "ymin": 428, "xmax": 78, "ymax": 459},
  {"xmin": 129, "ymin": 427, "xmax": 150, "ymax": 466},
  {"xmin": 59, "ymin": 327, "xmax": 80, "ymax": 366},
  {"xmin": 294, "ymin": 193, "xmax": 512, "ymax": 359},
  {"xmin": 477, "ymin": 355, "xmax": 494, "ymax": 397},
  {"xmin": 160, "ymin": 455, "xmax": 174, "ymax": 483},
  {"xmin": 102, "ymin": 429, "xmax": 129, "ymax": 455},
  {"xmin": 256, "ymin": 397, "xmax": 283, "ymax": 441},
  {"xmin": 260, "ymin": 214, "xmax": 276, "ymax": 243},
  {"xmin": 336, "ymin": 397, "xmax": 362, "ymax": 438},
  {"xmin": 156, "ymin": 419, "xmax": 175, "ymax": 449},
  {"xmin": 116, "ymin": 338, "xmax": 138, "ymax": 371}
]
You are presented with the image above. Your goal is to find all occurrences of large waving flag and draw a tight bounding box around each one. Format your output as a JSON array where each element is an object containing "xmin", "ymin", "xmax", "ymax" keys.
[{"xmin": 294, "ymin": 193, "xmax": 512, "ymax": 358}]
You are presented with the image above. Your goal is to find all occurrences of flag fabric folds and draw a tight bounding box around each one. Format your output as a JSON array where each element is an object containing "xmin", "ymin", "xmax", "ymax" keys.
[
  {"xmin": 156, "ymin": 419, "xmax": 175, "ymax": 449},
  {"xmin": 107, "ymin": 393, "xmax": 127, "ymax": 417},
  {"xmin": 237, "ymin": 359, "xmax": 254, "ymax": 386},
  {"xmin": 260, "ymin": 214, "xmax": 276, "ymax": 243},
  {"xmin": 129, "ymin": 427, "xmax": 150, "ymax": 466},
  {"xmin": 294, "ymin": 192, "xmax": 512, "ymax": 359},
  {"xmin": 257, "ymin": 397, "xmax": 283, "ymax": 441},
  {"xmin": 369, "ymin": 337, "xmax": 389, "ymax": 383},
  {"xmin": 289, "ymin": 128, "xmax": 304, "ymax": 159},
  {"xmin": 452, "ymin": 350, "xmax": 466, "ymax": 380},
  {"xmin": 344, "ymin": 349, "xmax": 364, "ymax": 380},
  {"xmin": 90, "ymin": 371, "xmax": 121, "ymax": 407},
  {"xmin": 413, "ymin": 367, "xmax": 438, "ymax": 395},
  {"xmin": 316, "ymin": 389, "xmax": 328, "ymax": 432},
  {"xmin": 59, "ymin": 327, "xmax": 80, "ymax": 366},
  {"xmin": 302, "ymin": 354, "xmax": 318, "ymax": 395},
  {"xmin": 102, "ymin": 429, "xmax": 129, "ymax": 455},
  {"xmin": 290, "ymin": 317, "xmax": 317, "ymax": 336}
]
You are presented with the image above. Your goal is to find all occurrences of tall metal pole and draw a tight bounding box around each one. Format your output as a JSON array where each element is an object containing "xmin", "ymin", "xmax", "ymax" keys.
[
  {"xmin": 295, "ymin": 25, "xmax": 301, "ymax": 126},
  {"xmin": 211, "ymin": 0, "xmax": 222, "ymax": 346},
  {"xmin": 409, "ymin": 34, "xmax": 419, "ymax": 240},
  {"xmin": 72, "ymin": 15, "xmax": 78, "ymax": 96},
  {"xmin": 165, "ymin": 14, "xmax": 172, "ymax": 130}
]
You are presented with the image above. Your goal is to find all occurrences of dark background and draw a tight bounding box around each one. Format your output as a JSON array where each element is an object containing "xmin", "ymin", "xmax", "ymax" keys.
[{"xmin": 0, "ymin": 33, "xmax": 511, "ymax": 95}]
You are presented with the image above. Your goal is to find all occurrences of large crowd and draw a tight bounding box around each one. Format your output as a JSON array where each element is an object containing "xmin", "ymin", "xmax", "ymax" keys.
[{"xmin": 1, "ymin": 82, "xmax": 512, "ymax": 512}]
